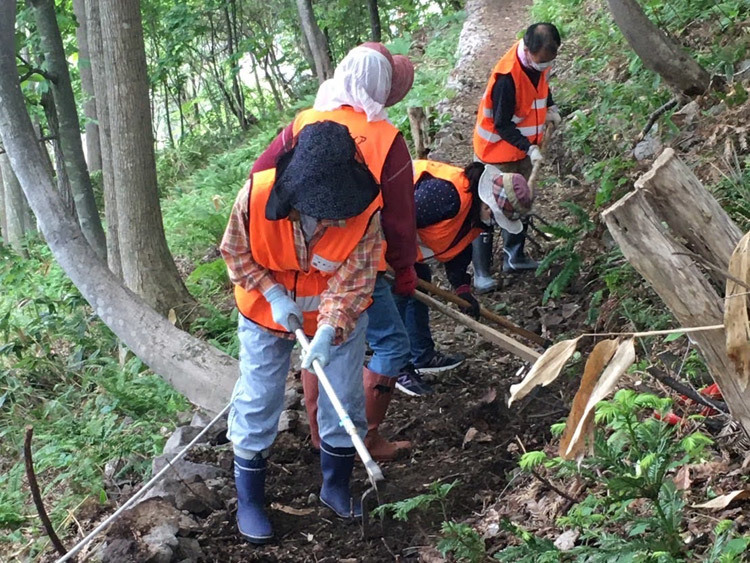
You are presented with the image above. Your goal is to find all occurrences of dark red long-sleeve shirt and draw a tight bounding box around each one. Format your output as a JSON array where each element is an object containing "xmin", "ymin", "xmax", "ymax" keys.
[{"xmin": 251, "ymin": 120, "xmax": 417, "ymax": 271}]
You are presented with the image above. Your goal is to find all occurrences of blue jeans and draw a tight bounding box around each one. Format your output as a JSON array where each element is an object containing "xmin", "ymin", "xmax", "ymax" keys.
[
  {"xmin": 365, "ymin": 274, "xmax": 411, "ymax": 378},
  {"xmin": 228, "ymin": 314, "xmax": 368, "ymax": 458},
  {"xmin": 394, "ymin": 263, "xmax": 435, "ymax": 366}
]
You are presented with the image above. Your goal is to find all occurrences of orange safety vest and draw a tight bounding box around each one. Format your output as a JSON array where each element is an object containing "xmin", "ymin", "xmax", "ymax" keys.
[
  {"xmin": 413, "ymin": 160, "xmax": 483, "ymax": 263},
  {"xmin": 293, "ymin": 107, "xmax": 399, "ymax": 271},
  {"xmin": 473, "ymin": 41, "xmax": 549, "ymax": 164},
  {"xmin": 234, "ymin": 168, "xmax": 380, "ymax": 337}
]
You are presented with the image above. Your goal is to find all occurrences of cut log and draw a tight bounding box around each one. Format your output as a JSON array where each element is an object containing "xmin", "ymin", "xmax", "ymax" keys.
[
  {"xmin": 636, "ymin": 148, "xmax": 743, "ymax": 287},
  {"xmin": 412, "ymin": 289, "xmax": 542, "ymax": 363},
  {"xmin": 602, "ymin": 156, "xmax": 750, "ymax": 438}
]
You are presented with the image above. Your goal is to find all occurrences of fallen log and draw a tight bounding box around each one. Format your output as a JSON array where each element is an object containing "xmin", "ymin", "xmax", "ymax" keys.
[{"xmin": 415, "ymin": 277, "xmax": 547, "ymax": 346}]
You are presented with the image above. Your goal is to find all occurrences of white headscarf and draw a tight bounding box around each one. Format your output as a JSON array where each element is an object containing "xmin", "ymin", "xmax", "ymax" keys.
[{"xmin": 313, "ymin": 46, "xmax": 392, "ymax": 122}]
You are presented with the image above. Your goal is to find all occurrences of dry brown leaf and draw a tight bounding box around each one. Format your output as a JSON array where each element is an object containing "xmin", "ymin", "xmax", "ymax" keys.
[
  {"xmin": 559, "ymin": 339, "xmax": 619, "ymax": 460},
  {"xmin": 508, "ymin": 337, "xmax": 581, "ymax": 407},
  {"xmin": 479, "ymin": 388, "xmax": 497, "ymax": 405},
  {"xmin": 725, "ymin": 231, "xmax": 750, "ymax": 391},
  {"xmin": 462, "ymin": 427, "xmax": 479, "ymax": 448},
  {"xmin": 693, "ymin": 489, "xmax": 750, "ymax": 510},
  {"xmin": 167, "ymin": 308, "xmax": 177, "ymax": 325},
  {"xmin": 673, "ymin": 465, "xmax": 692, "ymax": 491},
  {"xmin": 565, "ymin": 338, "xmax": 636, "ymax": 457},
  {"xmin": 270, "ymin": 502, "xmax": 314, "ymax": 516}
]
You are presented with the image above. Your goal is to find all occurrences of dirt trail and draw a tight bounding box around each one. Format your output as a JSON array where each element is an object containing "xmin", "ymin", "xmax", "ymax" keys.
[{"xmin": 69, "ymin": 2, "xmax": 583, "ymax": 562}]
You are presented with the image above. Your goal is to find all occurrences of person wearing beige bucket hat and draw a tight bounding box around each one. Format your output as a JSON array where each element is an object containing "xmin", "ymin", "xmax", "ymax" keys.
[{"xmin": 250, "ymin": 42, "xmax": 422, "ymax": 463}]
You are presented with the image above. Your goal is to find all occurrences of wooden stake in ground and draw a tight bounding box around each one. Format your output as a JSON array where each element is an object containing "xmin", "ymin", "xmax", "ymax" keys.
[{"xmin": 602, "ymin": 149, "xmax": 750, "ymax": 438}]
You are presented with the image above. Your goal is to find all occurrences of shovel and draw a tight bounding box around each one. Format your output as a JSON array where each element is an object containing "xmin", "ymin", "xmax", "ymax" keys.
[{"xmin": 288, "ymin": 316, "xmax": 387, "ymax": 535}]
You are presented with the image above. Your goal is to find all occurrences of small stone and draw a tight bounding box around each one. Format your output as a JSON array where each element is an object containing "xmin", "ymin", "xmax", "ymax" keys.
[
  {"xmin": 284, "ymin": 386, "xmax": 301, "ymax": 410},
  {"xmin": 176, "ymin": 411, "xmax": 194, "ymax": 426},
  {"xmin": 152, "ymin": 454, "xmax": 225, "ymax": 482},
  {"xmin": 142, "ymin": 522, "xmax": 179, "ymax": 563},
  {"xmin": 277, "ymin": 409, "xmax": 298, "ymax": 432},
  {"xmin": 175, "ymin": 537, "xmax": 204, "ymax": 563},
  {"xmin": 633, "ymin": 135, "xmax": 662, "ymax": 161},
  {"xmin": 104, "ymin": 458, "xmax": 127, "ymax": 481},
  {"xmin": 554, "ymin": 529, "xmax": 580, "ymax": 551},
  {"xmin": 190, "ymin": 411, "xmax": 212, "ymax": 429},
  {"xmin": 163, "ymin": 426, "xmax": 207, "ymax": 455},
  {"xmin": 307, "ymin": 493, "xmax": 318, "ymax": 505},
  {"xmin": 175, "ymin": 481, "xmax": 222, "ymax": 516},
  {"xmin": 670, "ymin": 100, "xmax": 700, "ymax": 128}
]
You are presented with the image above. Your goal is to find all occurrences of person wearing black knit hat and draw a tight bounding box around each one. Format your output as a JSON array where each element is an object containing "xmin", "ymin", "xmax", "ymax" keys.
[{"xmin": 220, "ymin": 120, "xmax": 383, "ymax": 544}]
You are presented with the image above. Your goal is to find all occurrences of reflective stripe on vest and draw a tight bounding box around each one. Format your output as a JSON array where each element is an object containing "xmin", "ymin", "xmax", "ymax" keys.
[
  {"xmin": 233, "ymin": 168, "xmax": 379, "ymax": 337},
  {"xmin": 473, "ymin": 41, "xmax": 549, "ymax": 164},
  {"xmin": 293, "ymin": 107, "xmax": 398, "ymax": 271},
  {"xmin": 413, "ymin": 160, "xmax": 483, "ymax": 263}
]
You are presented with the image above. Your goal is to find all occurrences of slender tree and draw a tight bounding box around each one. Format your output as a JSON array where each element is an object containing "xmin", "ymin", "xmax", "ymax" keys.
[
  {"xmin": 28, "ymin": 0, "xmax": 107, "ymax": 259},
  {"xmin": 608, "ymin": 0, "xmax": 710, "ymax": 95},
  {"xmin": 0, "ymin": 151, "xmax": 33, "ymax": 256},
  {"xmin": 366, "ymin": 0, "xmax": 382, "ymax": 42},
  {"xmin": 0, "ymin": 0, "xmax": 235, "ymax": 413},
  {"xmin": 72, "ymin": 0, "xmax": 101, "ymax": 172},
  {"xmin": 296, "ymin": 0, "xmax": 333, "ymax": 83},
  {"xmin": 85, "ymin": 0, "xmax": 121, "ymax": 279},
  {"xmin": 0, "ymin": 160, "xmax": 7, "ymax": 246},
  {"xmin": 99, "ymin": 0, "xmax": 195, "ymax": 318}
]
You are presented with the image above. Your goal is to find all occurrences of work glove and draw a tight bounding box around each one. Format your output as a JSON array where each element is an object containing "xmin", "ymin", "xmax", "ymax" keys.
[
  {"xmin": 528, "ymin": 145, "xmax": 543, "ymax": 166},
  {"xmin": 455, "ymin": 284, "xmax": 480, "ymax": 319},
  {"xmin": 545, "ymin": 105, "xmax": 561, "ymax": 127},
  {"xmin": 393, "ymin": 265, "xmax": 418, "ymax": 297},
  {"xmin": 263, "ymin": 284, "xmax": 303, "ymax": 331},
  {"xmin": 301, "ymin": 325, "xmax": 336, "ymax": 369}
]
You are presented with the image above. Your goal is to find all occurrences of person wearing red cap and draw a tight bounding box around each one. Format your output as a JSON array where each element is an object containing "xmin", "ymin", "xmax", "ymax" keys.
[
  {"xmin": 251, "ymin": 42, "xmax": 422, "ymax": 462},
  {"xmin": 396, "ymin": 161, "xmax": 534, "ymax": 375},
  {"xmin": 472, "ymin": 23, "xmax": 562, "ymax": 290}
]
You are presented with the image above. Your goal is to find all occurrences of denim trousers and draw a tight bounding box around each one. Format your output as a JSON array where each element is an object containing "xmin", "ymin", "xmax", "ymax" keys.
[
  {"xmin": 394, "ymin": 263, "xmax": 435, "ymax": 366},
  {"xmin": 228, "ymin": 313, "xmax": 368, "ymax": 458},
  {"xmin": 365, "ymin": 274, "xmax": 412, "ymax": 378}
]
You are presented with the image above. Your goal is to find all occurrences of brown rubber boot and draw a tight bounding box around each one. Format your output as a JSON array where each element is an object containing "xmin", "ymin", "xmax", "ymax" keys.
[
  {"xmin": 363, "ymin": 367, "xmax": 412, "ymax": 461},
  {"xmin": 301, "ymin": 369, "xmax": 321, "ymax": 449}
]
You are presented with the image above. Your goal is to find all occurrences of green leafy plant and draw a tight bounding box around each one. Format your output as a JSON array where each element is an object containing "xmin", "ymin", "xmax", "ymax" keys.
[
  {"xmin": 372, "ymin": 479, "xmax": 460, "ymax": 521},
  {"xmin": 437, "ymin": 521, "xmax": 487, "ymax": 563},
  {"xmin": 497, "ymin": 391, "xmax": 738, "ymax": 561}
]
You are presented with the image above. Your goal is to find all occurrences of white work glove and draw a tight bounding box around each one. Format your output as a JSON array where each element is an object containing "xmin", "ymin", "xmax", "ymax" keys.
[
  {"xmin": 301, "ymin": 325, "xmax": 336, "ymax": 369},
  {"xmin": 546, "ymin": 105, "xmax": 561, "ymax": 127},
  {"xmin": 528, "ymin": 145, "xmax": 543, "ymax": 165},
  {"xmin": 263, "ymin": 284, "xmax": 303, "ymax": 331}
]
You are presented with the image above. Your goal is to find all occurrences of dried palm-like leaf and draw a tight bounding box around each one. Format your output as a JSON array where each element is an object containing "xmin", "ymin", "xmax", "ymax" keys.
[
  {"xmin": 725, "ymin": 231, "xmax": 750, "ymax": 391},
  {"xmin": 559, "ymin": 339, "xmax": 619, "ymax": 460},
  {"xmin": 508, "ymin": 337, "xmax": 581, "ymax": 407},
  {"xmin": 693, "ymin": 489, "xmax": 750, "ymax": 510},
  {"xmin": 565, "ymin": 338, "xmax": 636, "ymax": 457}
]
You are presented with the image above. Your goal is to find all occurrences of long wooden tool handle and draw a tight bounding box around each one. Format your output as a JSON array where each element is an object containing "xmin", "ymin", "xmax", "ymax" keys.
[
  {"xmin": 416, "ymin": 278, "xmax": 547, "ymax": 346},
  {"xmin": 412, "ymin": 289, "xmax": 541, "ymax": 363}
]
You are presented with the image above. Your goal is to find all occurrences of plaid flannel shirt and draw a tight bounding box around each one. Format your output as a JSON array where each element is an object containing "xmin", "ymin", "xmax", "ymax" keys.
[{"xmin": 220, "ymin": 179, "xmax": 382, "ymax": 341}]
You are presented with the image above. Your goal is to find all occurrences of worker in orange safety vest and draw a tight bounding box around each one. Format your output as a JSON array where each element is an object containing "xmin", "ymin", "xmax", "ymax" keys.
[{"xmin": 472, "ymin": 23, "xmax": 562, "ymax": 291}]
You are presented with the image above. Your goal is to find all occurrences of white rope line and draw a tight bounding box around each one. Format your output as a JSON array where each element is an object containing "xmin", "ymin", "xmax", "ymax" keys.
[{"xmin": 55, "ymin": 403, "xmax": 231, "ymax": 563}]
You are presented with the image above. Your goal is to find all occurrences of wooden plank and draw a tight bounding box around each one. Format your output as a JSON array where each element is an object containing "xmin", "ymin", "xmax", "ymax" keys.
[
  {"xmin": 415, "ymin": 277, "xmax": 548, "ymax": 346},
  {"xmin": 412, "ymin": 289, "xmax": 542, "ymax": 363}
]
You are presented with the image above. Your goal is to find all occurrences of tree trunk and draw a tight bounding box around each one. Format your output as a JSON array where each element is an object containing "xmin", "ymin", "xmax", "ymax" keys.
[
  {"xmin": 163, "ymin": 79, "xmax": 175, "ymax": 146},
  {"xmin": 85, "ymin": 0, "xmax": 121, "ymax": 279},
  {"xmin": 607, "ymin": 0, "xmax": 710, "ymax": 95},
  {"xmin": 72, "ymin": 0, "xmax": 101, "ymax": 173},
  {"xmin": 408, "ymin": 106, "xmax": 430, "ymax": 158},
  {"xmin": 366, "ymin": 0, "xmax": 382, "ymax": 42},
  {"xmin": 602, "ymin": 149, "xmax": 750, "ymax": 438},
  {"xmin": 99, "ymin": 0, "xmax": 195, "ymax": 318},
  {"xmin": 28, "ymin": 0, "xmax": 107, "ymax": 260},
  {"xmin": 295, "ymin": 0, "xmax": 333, "ymax": 83},
  {"xmin": 40, "ymin": 90, "xmax": 74, "ymax": 212},
  {"xmin": 0, "ymin": 161, "xmax": 7, "ymax": 245},
  {"xmin": 0, "ymin": 152, "xmax": 33, "ymax": 256},
  {"xmin": 0, "ymin": 0, "xmax": 235, "ymax": 413}
]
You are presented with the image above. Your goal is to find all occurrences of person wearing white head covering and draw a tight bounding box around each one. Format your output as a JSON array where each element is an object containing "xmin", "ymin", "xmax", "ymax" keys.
[{"xmin": 250, "ymin": 42, "xmax": 421, "ymax": 462}]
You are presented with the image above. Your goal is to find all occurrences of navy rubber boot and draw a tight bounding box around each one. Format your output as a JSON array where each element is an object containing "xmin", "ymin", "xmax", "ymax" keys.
[
  {"xmin": 234, "ymin": 455, "xmax": 273, "ymax": 544},
  {"xmin": 319, "ymin": 442, "xmax": 362, "ymax": 518},
  {"xmin": 471, "ymin": 231, "xmax": 498, "ymax": 293},
  {"xmin": 502, "ymin": 223, "xmax": 538, "ymax": 272}
]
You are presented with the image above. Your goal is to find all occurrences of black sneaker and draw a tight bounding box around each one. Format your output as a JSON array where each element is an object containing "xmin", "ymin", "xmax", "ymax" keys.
[
  {"xmin": 414, "ymin": 351, "xmax": 466, "ymax": 375},
  {"xmin": 395, "ymin": 367, "xmax": 434, "ymax": 397}
]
